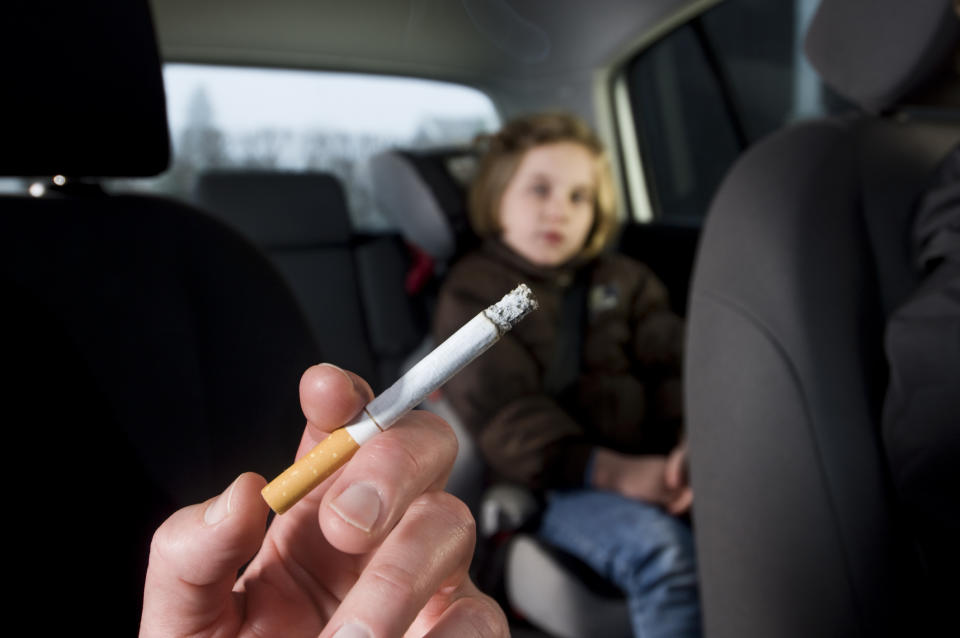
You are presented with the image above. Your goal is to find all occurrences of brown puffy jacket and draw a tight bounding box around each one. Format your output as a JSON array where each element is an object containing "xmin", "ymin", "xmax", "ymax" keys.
[{"xmin": 433, "ymin": 239, "xmax": 685, "ymax": 490}]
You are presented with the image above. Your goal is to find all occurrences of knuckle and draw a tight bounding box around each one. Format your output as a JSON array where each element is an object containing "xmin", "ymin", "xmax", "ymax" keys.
[
  {"xmin": 416, "ymin": 409, "xmax": 459, "ymax": 445},
  {"xmin": 407, "ymin": 410, "xmax": 460, "ymax": 466},
  {"xmin": 366, "ymin": 434, "xmax": 426, "ymax": 480},
  {"xmin": 366, "ymin": 561, "xmax": 422, "ymax": 601},
  {"xmin": 366, "ymin": 412, "xmax": 460, "ymax": 479},
  {"xmin": 412, "ymin": 491, "xmax": 477, "ymax": 551},
  {"xmin": 147, "ymin": 517, "xmax": 185, "ymax": 570},
  {"xmin": 448, "ymin": 595, "xmax": 511, "ymax": 638}
]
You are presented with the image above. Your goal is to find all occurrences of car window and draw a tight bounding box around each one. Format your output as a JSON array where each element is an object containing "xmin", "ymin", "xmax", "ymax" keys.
[
  {"xmin": 107, "ymin": 64, "xmax": 500, "ymax": 230},
  {"xmin": 622, "ymin": 0, "xmax": 854, "ymax": 223}
]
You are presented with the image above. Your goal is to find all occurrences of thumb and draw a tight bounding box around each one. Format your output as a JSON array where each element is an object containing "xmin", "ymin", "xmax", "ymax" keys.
[{"xmin": 139, "ymin": 473, "xmax": 269, "ymax": 638}]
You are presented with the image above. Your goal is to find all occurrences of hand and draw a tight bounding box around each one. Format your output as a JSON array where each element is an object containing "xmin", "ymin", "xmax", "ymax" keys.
[
  {"xmin": 140, "ymin": 363, "xmax": 508, "ymax": 638},
  {"xmin": 663, "ymin": 441, "xmax": 693, "ymax": 515},
  {"xmin": 591, "ymin": 447, "xmax": 673, "ymax": 505}
]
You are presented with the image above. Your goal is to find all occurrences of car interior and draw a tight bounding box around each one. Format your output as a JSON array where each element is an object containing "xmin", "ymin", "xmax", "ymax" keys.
[{"xmin": 2, "ymin": 0, "xmax": 957, "ymax": 636}]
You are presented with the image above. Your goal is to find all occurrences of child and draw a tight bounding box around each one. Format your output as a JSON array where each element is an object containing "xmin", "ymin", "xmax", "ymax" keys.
[{"xmin": 433, "ymin": 112, "xmax": 701, "ymax": 638}]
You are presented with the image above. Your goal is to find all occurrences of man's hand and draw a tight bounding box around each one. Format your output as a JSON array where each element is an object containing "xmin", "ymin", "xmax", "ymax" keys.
[{"xmin": 140, "ymin": 363, "xmax": 508, "ymax": 638}]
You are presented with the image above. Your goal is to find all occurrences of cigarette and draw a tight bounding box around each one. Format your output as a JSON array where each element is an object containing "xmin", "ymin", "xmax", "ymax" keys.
[{"xmin": 261, "ymin": 283, "xmax": 538, "ymax": 514}]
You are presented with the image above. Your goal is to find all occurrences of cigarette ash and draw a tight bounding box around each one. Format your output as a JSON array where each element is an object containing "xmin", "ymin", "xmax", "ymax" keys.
[{"xmin": 483, "ymin": 283, "xmax": 538, "ymax": 332}]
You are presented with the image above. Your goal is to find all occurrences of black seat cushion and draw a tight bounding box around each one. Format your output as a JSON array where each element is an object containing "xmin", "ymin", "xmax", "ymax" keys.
[{"xmin": 1, "ymin": 194, "xmax": 320, "ymax": 633}]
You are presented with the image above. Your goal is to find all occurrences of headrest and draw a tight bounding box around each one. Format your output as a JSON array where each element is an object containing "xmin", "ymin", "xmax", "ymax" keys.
[
  {"xmin": 194, "ymin": 171, "xmax": 354, "ymax": 247},
  {"xmin": 370, "ymin": 148, "xmax": 479, "ymax": 262},
  {"xmin": 1, "ymin": 1, "xmax": 170, "ymax": 178},
  {"xmin": 805, "ymin": 0, "xmax": 960, "ymax": 113}
]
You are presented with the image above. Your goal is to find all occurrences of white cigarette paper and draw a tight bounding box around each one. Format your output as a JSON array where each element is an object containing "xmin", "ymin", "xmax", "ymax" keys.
[{"xmin": 262, "ymin": 283, "xmax": 538, "ymax": 514}]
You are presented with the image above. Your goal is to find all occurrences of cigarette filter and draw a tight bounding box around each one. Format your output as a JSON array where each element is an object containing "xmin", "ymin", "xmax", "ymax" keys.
[{"xmin": 262, "ymin": 283, "xmax": 538, "ymax": 514}]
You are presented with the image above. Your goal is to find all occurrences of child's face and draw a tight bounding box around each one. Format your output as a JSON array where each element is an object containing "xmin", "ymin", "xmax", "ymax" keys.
[{"xmin": 498, "ymin": 141, "xmax": 597, "ymax": 267}]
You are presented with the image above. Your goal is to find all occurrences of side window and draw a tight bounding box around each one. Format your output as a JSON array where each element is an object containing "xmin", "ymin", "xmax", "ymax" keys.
[
  {"xmin": 628, "ymin": 23, "xmax": 741, "ymax": 223},
  {"xmin": 108, "ymin": 65, "xmax": 500, "ymax": 231},
  {"xmin": 623, "ymin": 0, "xmax": 852, "ymax": 223}
]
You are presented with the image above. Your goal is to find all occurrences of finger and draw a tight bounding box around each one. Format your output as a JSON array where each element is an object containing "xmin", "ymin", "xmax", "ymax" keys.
[
  {"xmin": 415, "ymin": 578, "xmax": 510, "ymax": 638},
  {"xmin": 261, "ymin": 366, "xmax": 376, "ymax": 524},
  {"xmin": 139, "ymin": 473, "xmax": 269, "ymax": 638},
  {"xmin": 258, "ymin": 363, "xmax": 373, "ymax": 548},
  {"xmin": 663, "ymin": 453, "xmax": 679, "ymax": 490},
  {"xmin": 664, "ymin": 446, "xmax": 687, "ymax": 490},
  {"xmin": 300, "ymin": 363, "xmax": 374, "ymax": 438},
  {"xmin": 319, "ymin": 409, "xmax": 459, "ymax": 554},
  {"xmin": 668, "ymin": 487, "xmax": 694, "ymax": 515},
  {"xmin": 318, "ymin": 491, "xmax": 476, "ymax": 638}
]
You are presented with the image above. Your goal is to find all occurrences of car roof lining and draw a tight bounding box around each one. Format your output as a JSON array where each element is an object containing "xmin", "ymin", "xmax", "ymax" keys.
[{"xmin": 149, "ymin": 0, "xmax": 697, "ymax": 93}]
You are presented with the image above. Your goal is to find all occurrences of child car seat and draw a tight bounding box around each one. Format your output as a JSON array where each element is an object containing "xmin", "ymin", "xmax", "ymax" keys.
[{"xmin": 371, "ymin": 146, "xmax": 634, "ymax": 638}]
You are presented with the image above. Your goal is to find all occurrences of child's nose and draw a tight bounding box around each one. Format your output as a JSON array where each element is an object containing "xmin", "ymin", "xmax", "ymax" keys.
[{"xmin": 542, "ymin": 196, "xmax": 570, "ymax": 221}]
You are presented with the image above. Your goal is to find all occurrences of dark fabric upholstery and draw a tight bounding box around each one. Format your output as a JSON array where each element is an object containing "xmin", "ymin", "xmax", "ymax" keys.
[
  {"xmin": 805, "ymin": 0, "xmax": 960, "ymax": 113},
  {"xmin": 688, "ymin": 4, "xmax": 960, "ymax": 633},
  {"xmin": 882, "ymin": 144, "xmax": 960, "ymax": 609},
  {"xmin": 2, "ymin": 2, "xmax": 325, "ymax": 634},
  {"xmin": 194, "ymin": 171, "xmax": 354, "ymax": 246},
  {"xmin": 1, "ymin": 1, "xmax": 169, "ymax": 177},
  {"xmin": 616, "ymin": 221, "xmax": 700, "ymax": 317},
  {"xmin": 0, "ymin": 195, "xmax": 319, "ymax": 633},
  {"xmin": 686, "ymin": 115, "xmax": 960, "ymax": 637},
  {"xmin": 195, "ymin": 170, "xmax": 379, "ymax": 384},
  {"xmin": 354, "ymin": 235, "xmax": 425, "ymax": 385}
]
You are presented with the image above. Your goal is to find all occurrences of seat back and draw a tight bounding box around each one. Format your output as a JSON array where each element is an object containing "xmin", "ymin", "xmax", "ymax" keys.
[
  {"xmin": 1, "ymin": 2, "xmax": 320, "ymax": 633},
  {"xmin": 194, "ymin": 171, "xmax": 376, "ymax": 381},
  {"xmin": 685, "ymin": 1, "xmax": 960, "ymax": 635},
  {"xmin": 194, "ymin": 170, "xmax": 423, "ymax": 390}
]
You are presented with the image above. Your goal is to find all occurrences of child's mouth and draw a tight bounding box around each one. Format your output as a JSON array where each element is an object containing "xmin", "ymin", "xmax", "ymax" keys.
[{"xmin": 540, "ymin": 231, "xmax": 564, "ymax": 245}]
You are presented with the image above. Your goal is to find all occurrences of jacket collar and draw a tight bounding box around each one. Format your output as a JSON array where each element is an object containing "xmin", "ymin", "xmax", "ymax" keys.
[{"xmin": 481, "ymin": 238, "xmax": 586, "ymax": 288}]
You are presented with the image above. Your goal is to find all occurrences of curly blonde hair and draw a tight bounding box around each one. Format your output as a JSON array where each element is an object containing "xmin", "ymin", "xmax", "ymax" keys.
[{"xmin": 468, "ymin": 112, "xmax": 618, "ymax": 260}]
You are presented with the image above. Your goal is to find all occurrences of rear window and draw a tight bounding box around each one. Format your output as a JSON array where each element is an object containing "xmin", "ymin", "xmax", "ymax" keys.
[{"xmin": 109, "ymin": 64, "xmax": 500, "ymax": 230}]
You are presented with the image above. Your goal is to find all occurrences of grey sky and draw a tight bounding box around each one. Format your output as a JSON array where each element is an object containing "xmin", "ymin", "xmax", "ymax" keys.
[{"xmin": 163, "ymin": 63, "xmax": 500, "ymax": 136}]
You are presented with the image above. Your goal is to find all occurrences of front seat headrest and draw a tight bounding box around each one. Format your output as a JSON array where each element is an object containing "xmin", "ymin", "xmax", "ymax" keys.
[
  {"xmin": 1, "ymin": 1, "xmax": 170, "ymax": 178},
  {"xmin": 805, "ymin": 0, "xmax": 959, "ymax": 113}
]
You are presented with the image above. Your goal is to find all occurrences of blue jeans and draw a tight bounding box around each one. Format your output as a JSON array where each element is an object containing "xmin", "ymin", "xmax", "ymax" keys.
[{"xmin": 538, "ymin": 489, "xmax": 702, "ymax": 638}]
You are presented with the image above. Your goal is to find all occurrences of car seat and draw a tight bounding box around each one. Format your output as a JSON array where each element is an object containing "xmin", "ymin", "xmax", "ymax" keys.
[
  {"xmin": 684, "ymin": 0, "xmax": 960, "ymax": 636},
  {"xmin": 1, "ymin": 1, "xmax": 321, "ymax": 633},
  {"xmin": 194, "ymin": 170, "xmax": 423, "ymax": 391},
  {"xmin": 371, "ymin": 146, "xmax": 634, "ymax": 638},
  {"xmin": 369, "ymin": 146, "xmax": 490, "ymax": 515}
]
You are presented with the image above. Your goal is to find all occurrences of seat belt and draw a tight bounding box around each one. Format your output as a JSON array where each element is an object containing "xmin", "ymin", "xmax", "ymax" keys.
[{"xmin": 543, "ymin": 267, "xmax": 590, "ymax": 399}]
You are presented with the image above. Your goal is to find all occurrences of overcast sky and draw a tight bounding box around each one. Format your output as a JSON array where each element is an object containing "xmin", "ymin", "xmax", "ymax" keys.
[{"xmin": 163, "ymin": 64, "xmax": 499, "ymax": 137}]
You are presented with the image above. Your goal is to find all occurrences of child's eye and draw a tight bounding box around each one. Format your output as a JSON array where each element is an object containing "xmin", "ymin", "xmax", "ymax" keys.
[
  {"xmin": 571, "ymin": 189, "xmax": 592, "ymax": 204},
  {"xmin": 530, "ymin": 182, "xmax": 550, "ymax": 197}
]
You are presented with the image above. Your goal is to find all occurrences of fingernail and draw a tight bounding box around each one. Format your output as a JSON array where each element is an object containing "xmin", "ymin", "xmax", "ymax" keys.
[
  {"xmin": 204, "ymin": 476, "xmax": 239, "ymax": 526},
  {"xmin": 330, "ymin": 483, "xmax": 381, "ymax": 532},
  {"xmin": 319, "ymin": 362, "xmax": 359, "ymax": 393},
  {"xmin": 332, "ymin": 622, "xmax": 371, "ymax": 638}
]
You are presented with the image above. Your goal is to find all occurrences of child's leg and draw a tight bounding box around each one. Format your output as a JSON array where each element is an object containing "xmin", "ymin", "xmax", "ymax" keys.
[{"xmin": 538, "ymin": 488, "xmax": 701, "ymax": 638}]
